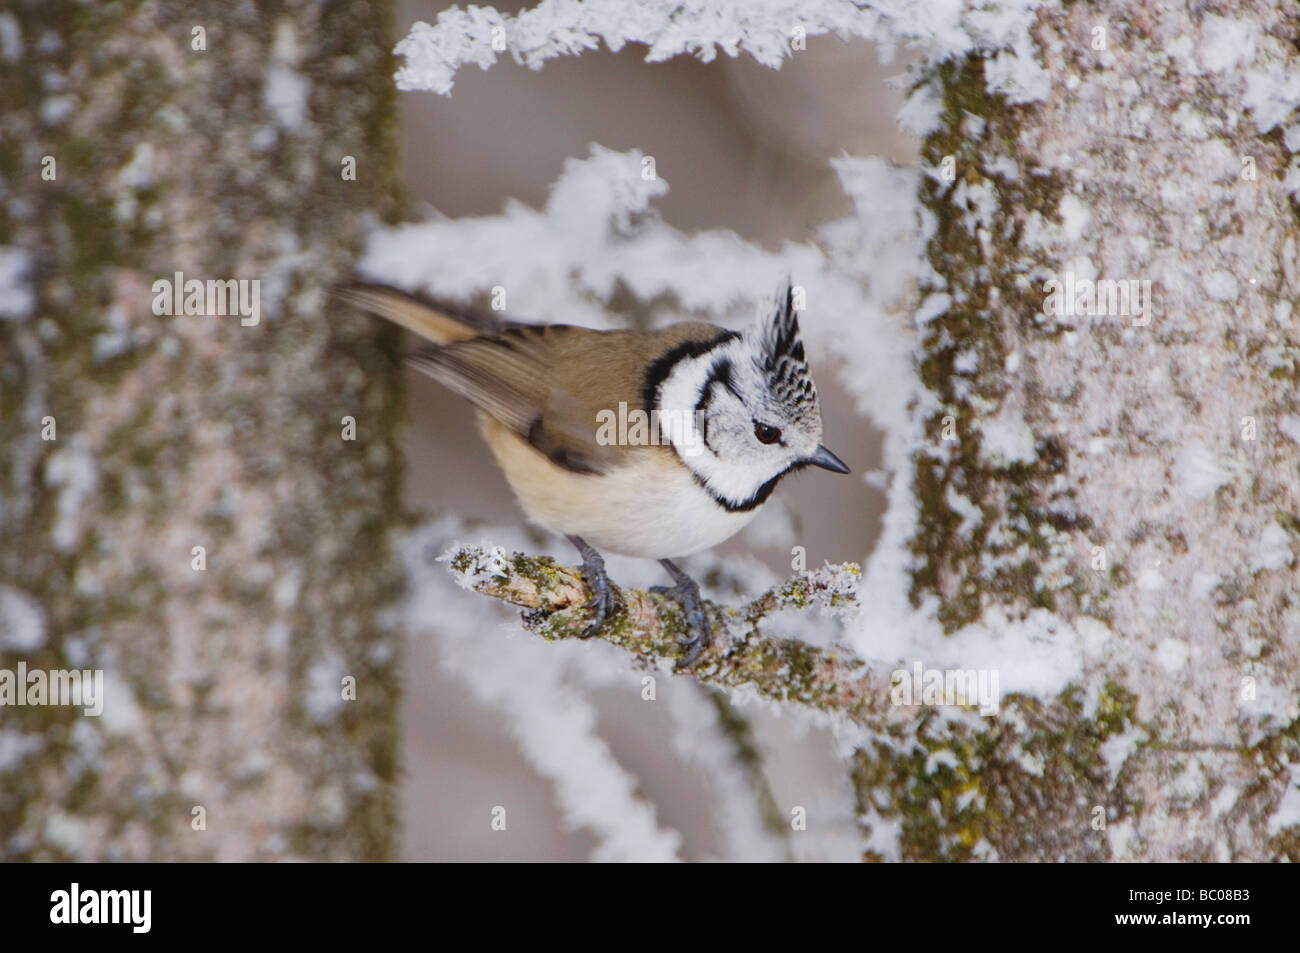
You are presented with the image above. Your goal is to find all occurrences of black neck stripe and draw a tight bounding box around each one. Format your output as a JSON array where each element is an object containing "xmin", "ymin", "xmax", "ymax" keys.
[
  {"xmin": 690, "ymin": 460, "xmax": 809, "ymax": 513},
  {"xmin": 641, "ymin": 329, "xmax": 740, "ymax": 412}
]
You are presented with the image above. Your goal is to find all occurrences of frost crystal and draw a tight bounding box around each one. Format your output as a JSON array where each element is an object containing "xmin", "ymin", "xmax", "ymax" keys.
[{"xmin": 395, "ymin": 0, "xmax": 1054, "ymax": 108}]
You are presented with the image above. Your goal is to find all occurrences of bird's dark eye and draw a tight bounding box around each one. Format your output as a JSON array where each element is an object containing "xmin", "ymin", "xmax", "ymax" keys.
[{"xmin": 754, "ymin": 422, "xmax": 782, "ymax": 445}]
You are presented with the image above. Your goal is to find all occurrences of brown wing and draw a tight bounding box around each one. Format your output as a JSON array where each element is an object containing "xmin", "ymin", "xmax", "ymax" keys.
[{"xmin": 409, "ymin": 322, "xmax": 732, "ymax": 474}]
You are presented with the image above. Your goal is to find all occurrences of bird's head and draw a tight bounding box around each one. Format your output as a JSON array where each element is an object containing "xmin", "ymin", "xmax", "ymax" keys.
[{"xmin": 665, "ymin": 281, "xmax": 849, "ymax": 511}]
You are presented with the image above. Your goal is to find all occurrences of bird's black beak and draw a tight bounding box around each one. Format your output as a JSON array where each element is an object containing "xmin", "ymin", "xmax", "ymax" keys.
[{"xmin": 807, "ymin": 444, "xmax": 850, "ymax": 474}]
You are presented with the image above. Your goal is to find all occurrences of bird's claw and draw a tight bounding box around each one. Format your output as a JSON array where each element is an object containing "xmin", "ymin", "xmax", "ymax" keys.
[
  {"xmin": 580, "ymin": 572, "xmax": 618, "ymax": 638},
  {"xmin": 568, "ymin": 536, "xmax": 618, "ymax": 639},
  {"xmin": 652, "ymin": 576, "xmax": 712, "ymax": 670}
]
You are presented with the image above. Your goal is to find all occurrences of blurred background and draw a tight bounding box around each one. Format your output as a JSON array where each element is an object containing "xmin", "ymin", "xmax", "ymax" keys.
[{"xmin": 393, "ymin": 0, "xmax": 918, "ymax": 860}]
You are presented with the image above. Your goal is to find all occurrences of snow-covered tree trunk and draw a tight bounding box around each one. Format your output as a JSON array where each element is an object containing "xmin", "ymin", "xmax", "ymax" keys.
[
  {"xmin": 893, "ymin": 1, "xmax": 1300, "ymax": 862},
  {"xmin": 0, "ymin": 1, "xmax": 405, "ymax": 860}
]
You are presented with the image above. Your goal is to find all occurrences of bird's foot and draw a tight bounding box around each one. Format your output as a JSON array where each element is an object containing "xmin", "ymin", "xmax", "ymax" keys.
[
  {"xmin": 567, "ymin": 535, "xmax": 618, "ymax": 638},
  {"xmin": 652, "ymin": 559, "xmax": 712, "ymax": 669}
]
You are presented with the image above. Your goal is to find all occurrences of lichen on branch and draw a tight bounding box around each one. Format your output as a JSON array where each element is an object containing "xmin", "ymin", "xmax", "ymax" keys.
[{"xmin": 441, "ymin": 544, "xmax": 894, "ymax": 721}]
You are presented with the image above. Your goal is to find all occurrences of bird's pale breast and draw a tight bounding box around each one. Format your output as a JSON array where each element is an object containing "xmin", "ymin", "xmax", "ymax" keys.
[{"xmin": 480, "ymin": 415, "xmax": 761, "ymax": 559}]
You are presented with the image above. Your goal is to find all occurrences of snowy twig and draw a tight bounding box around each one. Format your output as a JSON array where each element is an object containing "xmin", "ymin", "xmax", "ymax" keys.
[{"xmin": 443, "ymin": 545, "xmax": 895, "ymax": 723}]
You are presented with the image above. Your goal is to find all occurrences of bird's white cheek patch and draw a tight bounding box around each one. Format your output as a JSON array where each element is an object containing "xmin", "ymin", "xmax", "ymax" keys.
[{"xmin": 656, "ymin": 407, "xmax": 707, "ymax": 458}]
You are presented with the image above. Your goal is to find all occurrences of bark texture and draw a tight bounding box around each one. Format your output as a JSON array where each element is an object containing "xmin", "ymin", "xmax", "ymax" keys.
[
  {"xmin": 0, "ymin": 0, "xmax": 405, "ymax": 860},
  {"xmin": 895, "ymin": 0, "xmax": 1300, "ymax": 862}
]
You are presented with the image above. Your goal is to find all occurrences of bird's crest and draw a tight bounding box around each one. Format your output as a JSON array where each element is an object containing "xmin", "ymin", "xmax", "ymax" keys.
[{"xmin": 754, "ymin": 279, "xmax": 818, "ymax": 421}]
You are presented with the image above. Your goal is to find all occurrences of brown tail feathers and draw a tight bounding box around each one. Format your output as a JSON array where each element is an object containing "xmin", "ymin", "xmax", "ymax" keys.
[{"xmin": 333, "ymin": 282, "xmax": 506, "ymax": 345}]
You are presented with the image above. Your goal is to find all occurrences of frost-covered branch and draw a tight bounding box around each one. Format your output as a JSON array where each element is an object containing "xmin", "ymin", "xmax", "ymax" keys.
[
  {"xmin": 393, "ymin": 0, "xmax": 1052, "ymax": 100},
  {"xmin": 442, "ymin": 544, "xmax": 892, "ymax": 721},
  {"xmin": 395, "ymin": 0, "xmax": 881, "ymax": 94}
]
